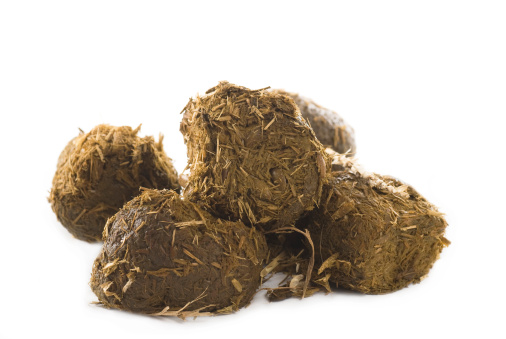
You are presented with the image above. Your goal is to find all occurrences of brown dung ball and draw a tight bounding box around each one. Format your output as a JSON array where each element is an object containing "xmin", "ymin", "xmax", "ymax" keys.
[
  {"xmin": 49, "ymin": 124, "xmax": 180, "ymax": 242},
  {"xmin": 90, "ymin": 189, "xmax": 268, "ymax": 316},
  {"xmin": 298, "ymin": 154, "xmax": 449, "ymax": 294},
  {"xmin": 272, "ymin": 90, "xmax": 356, "ymax": 156},
  {"xmin": 180, "ymin": 82, "xmax": 330, "ymax": 232}
]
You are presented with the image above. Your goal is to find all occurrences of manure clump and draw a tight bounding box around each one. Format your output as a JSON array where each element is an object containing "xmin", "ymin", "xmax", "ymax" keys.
[
  {"xmin": 90, "ymin": 189, "xmax": 267, "ymax": 317},
  {"xmin": 297, "ymin": 151, "xmax": 450, "ymax": 294},
  {"xmin": 272, "ymin": 90, "xmax": 356, "ymax": 156},
  {"xmin": 49, "ymin": 124, "xmax": 180, "ymax": 242},
  {"xmin": 180, "ymin": 82, "xmax": 330, "ymax": 232}
]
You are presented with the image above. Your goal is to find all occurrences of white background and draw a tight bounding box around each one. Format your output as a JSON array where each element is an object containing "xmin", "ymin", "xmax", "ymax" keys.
[{"xmin": 1, "ymin": 1, "xmax": 505, "ymax": 338}]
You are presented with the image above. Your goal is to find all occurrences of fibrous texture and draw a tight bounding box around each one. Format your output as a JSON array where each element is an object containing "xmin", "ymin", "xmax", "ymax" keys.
[
  {"xmin": 49, "ymin": 124, "xmax": 180, "ymax": 242},
  {"xmin": 90, "ymin": 189, "xmax": 267, "ymax": 317},
  {"xmin": 298, "ymin": 154, "xmax": 450, "ymax": 294},
  {"xmin": 273, "ymin": 90, "xmax": 356, "ymax": 156},
  {"xmin": 180, "ymin": 82, "xmax": 330, "ymax": 232}
]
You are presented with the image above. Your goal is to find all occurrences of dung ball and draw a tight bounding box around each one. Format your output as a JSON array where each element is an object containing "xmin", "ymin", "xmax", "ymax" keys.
[
  {"xmin": 298, "ymin": 154, "xmax": 449, "ymax": 294},
  {"xmin": 90, "ymin": 189, "xmax": 267, "ymax": 316},
  {"xmin": 180, "ymin": 82, "xmax": 330, "ymax": 232},
  {"xmin": 49, "ymin": 124, "xmax": 180, "ymax": 242}
]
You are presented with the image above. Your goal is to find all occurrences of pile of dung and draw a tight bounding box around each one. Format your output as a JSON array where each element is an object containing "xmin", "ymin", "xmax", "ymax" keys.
[
  {"xmin": 293, "ymin": 152, "xmax": 450, "ymax": 294},
  {"xmin": 49, "ymin": 124, "xmax": 180, "ymax": 242},
  {"xmin": 90, "ymin": 189, "xmax": 268, "ymax": 317},
  {"xmin": 180, "ymin": 82, "xmax": 331, "ymax": 232},
  {"xmin": 47, "ymin": 82, "xmax": 450, "ymax": 318},
  {"xmin": 272, "ymin": 90, "xmax": 356, "ymax": 156}
]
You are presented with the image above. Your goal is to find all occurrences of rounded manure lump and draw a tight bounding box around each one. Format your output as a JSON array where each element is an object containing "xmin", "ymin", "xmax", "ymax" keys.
[
  {"xmin": 90, "ymin": 189, "xmax": 267, "ymax": 316},
  {"xmin": 180, "ymin": 82, "xmax": 330, "ymax": 232},
  {"xmin": 49, "ymin": 124, "xmax": 180, "ymax": 242},
  {"xmin": 298, "ymin": 153, "xmax": 449, "ymax": 294}
]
